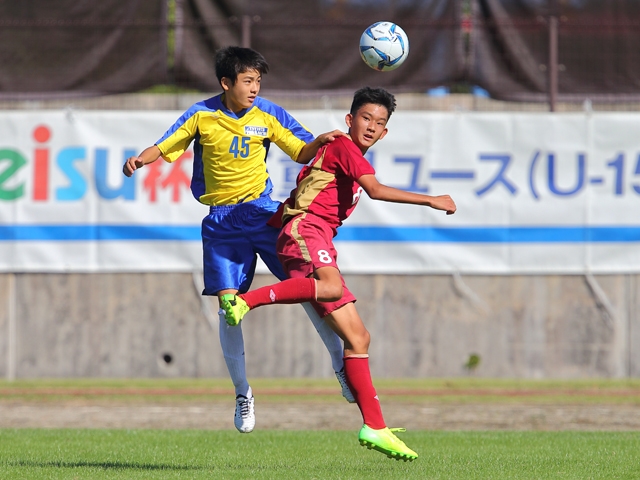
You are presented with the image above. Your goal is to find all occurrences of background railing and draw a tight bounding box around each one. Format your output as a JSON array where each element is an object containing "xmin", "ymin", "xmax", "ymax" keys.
[{"xmin": 2, "ymin": 1, "xmax": 640, "ymax": 111}]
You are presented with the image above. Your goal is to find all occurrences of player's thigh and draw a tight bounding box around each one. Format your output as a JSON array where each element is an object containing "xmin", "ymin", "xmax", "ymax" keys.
[
  {"xmin": 242, "ymin": 198, "xmax": 290, "ymax": 281},
  {"xmin": 202, "ymin": 215, "xmax": 257, "ymax": 294},
  {"xmin": 279, "ymin": 216, "xmax": 338, "ymax": 272},
  {"xmin": 279, "ymin": 225, "xmax": 357, "ymax": 318},
  {"xmin": 323, "ymin": 302, "xmax": 370, "ymax": 353},
  {"xmin": 314, "ymin": 266, "xmax": 344, "ymax": 300},
  {"xmin": 251, "ymin": 224, "xmax": 289, "ymax": 281}
]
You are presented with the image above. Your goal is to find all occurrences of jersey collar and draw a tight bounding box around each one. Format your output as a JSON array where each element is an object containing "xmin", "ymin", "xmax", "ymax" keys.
[{"xmin": 218, "ymin": 93, "xmax": 254, "ymax": 119}]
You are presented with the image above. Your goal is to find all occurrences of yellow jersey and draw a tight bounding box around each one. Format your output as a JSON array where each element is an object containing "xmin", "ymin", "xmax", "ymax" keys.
[{"xmin": 156, "ymin": 94, "xmax": 314, "ymax": 206}]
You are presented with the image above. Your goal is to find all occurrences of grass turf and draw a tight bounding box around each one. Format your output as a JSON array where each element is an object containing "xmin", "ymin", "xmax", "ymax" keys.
[
  {"xmin": 1, "ymin": 429, "xmax": 639, "ymax": 479},
  {"xmin": 1, "ymin": 379, "xmax": 639, "ymax": 478},
  {"xmin": 1, "ymin": 377, "xmax": 640, "ymax": 404}
]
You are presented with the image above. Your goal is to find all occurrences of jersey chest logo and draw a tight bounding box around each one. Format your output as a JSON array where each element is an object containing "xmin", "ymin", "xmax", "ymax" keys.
[{"xmin": 244, "ymin": 125, "xmax": 268, "ymax": 137}]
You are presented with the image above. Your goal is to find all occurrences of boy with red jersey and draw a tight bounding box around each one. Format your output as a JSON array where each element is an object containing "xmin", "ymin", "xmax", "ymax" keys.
[{"xmin": 221, "ymin": 87, "xmax": 456, "ymax": 460}]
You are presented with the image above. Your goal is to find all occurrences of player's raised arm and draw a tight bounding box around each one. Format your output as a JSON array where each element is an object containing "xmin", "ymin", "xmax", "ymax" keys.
[
  {"xmin": 122, "ymin": 145, "xmax": 162, "ymax": 177},
  {"xmin": 296, "ymin": 129, "xmax": 346, "ymax": 163},
  {"xmin": 357, "ymin": 174, "xmax": 456, "ymax": 215}
]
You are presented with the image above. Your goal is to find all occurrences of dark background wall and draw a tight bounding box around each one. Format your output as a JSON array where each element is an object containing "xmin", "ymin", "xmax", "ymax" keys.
[{"xmin": 3, "ymin": 0, "xmax": 640, "ymax": 101}]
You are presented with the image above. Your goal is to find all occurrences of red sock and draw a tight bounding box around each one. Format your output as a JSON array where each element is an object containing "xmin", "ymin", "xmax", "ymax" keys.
[
  {"xmin": 343, "ymin": 356, "xmax": 386, "ymax": 430},
  {"xmin": 239, "ymin": 277, "xmax": 316, "ymax": 309}
]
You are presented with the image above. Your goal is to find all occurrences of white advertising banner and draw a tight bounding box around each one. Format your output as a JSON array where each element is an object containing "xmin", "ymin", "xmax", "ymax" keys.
[{"xmin": 1, "ymin": 110, "xmax": 639, "ymax": 274}]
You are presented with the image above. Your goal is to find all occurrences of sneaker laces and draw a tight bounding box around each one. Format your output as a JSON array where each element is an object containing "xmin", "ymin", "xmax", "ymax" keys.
[
  {"xmin": 335, "ymin": 369, "xmax": 349, "ymax": 389},
  {"xmin": 236, "ymin": 395, "xmax": 253, "ymax": 418},
  {"xmin": 335, "ymin": 369, "xmax": 356, "ymax": 403}
]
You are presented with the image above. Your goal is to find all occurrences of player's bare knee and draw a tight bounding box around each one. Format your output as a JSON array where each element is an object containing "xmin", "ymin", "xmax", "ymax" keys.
[
  {"xmin": 317, "ymin": 281, "xmax": 343, "ymax": 302},
  {"xmin": 349, "ymin": 330, "xmax": 370, "ymax": 353},
  {"xmin": 327, "ymin": 283, "xmax": 343, "ymax": 301},
  {"xmin": 361, "ymin": 330, "xmax": 371, "ymax": 350}
]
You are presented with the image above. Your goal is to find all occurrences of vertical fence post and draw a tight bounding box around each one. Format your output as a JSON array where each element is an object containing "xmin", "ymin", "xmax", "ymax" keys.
[
  {"xmin": 7, "ymin": 273, "xmax": 16, "ymax": 381},
  {"xmin": 242, "ymin": 15, "xmax": 251, "ymax": 48},
  {"xmin": 173, "ymin": 0, "xmax": 183, "ymax": 74},
  {"xmin": 548, "ymin": 0, "xmax": 559, "ymax": 112}
]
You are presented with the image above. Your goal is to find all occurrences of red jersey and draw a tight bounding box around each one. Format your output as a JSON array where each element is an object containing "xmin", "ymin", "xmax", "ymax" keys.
[{"xmin": 276, "ymin": 136, "xmax": 375, "ymax": 236}]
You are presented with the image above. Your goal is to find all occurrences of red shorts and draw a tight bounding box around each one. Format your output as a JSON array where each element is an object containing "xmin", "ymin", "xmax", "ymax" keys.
[{"xmin": 277, "ymin": 213, "xmax": 356, "ymax": 318}]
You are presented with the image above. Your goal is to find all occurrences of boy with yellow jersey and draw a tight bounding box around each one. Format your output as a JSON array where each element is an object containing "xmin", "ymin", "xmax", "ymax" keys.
[{"xmin": 123, "ymin": 46, "xmax": 352, "ymax": 433}]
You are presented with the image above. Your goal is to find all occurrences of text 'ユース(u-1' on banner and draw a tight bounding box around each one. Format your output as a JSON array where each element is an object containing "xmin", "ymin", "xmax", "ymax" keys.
[{"xmin": 1, "ymin": 110, "xmax": 639, "ymax": 274}]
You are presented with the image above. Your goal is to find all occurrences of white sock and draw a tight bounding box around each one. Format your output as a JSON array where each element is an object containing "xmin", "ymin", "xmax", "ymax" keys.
[
  {"xmin": 301, "ymin": 302, "xmax": 344, "ymax": 373},
  {"xmin": 218, "ymin": 310, "xmax": 251, "ymax": 397}
]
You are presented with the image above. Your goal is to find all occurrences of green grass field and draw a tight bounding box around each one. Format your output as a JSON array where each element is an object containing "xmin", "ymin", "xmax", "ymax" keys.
[
  {"xmin": 2, "ymin": 377, "xmax": 640, "ymax": 404},
  {"xmin": 1, "ymin": 378, "xmax": 640, "ymax": 479},
  {"xmin": 1, "ymin": 429, "xmax": 639, "ymax": 479}
]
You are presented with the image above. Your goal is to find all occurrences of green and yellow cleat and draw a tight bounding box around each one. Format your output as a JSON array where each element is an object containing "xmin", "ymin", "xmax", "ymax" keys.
[
  {"xmin": 358, "ymin": 425, "xmax": 418, "ymax": 462},
  {"xmin": 220, "ymin": 294, "xmax": 250, "ymax": 326}
]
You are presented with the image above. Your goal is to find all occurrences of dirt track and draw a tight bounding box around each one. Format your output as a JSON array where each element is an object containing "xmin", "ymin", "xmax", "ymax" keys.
[{"xmin": 2, "ymin": 401, "xmax": 640, "ymax": 431}]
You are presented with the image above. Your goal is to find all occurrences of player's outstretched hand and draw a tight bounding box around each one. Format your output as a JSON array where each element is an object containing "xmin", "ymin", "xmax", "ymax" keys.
[
  {"xmin": 431, "ymin": 195, "xmax": 457, "ymax": 215},
  {"xmin": 298, "ymin": 131, "xmax": 347, "ymax": 164},
  {"xmin": 123, "ymin": 156, "xmax": 145, "ymax": 177},
  {"xmin": 317, "ymin": 129, "xmax": 346, "ymax": 145}
]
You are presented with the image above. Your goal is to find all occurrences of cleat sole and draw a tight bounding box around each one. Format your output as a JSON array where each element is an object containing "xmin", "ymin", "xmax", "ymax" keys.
[{"xmin": 359, "ymin": 439, "xmax": 416, "ymax": 461}]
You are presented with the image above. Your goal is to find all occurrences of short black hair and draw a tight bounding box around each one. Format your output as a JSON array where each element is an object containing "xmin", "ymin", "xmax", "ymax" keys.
[
  {"xmin": 214, "ymin": 46, "xmax": 269, "ymax": 86},
  {"xmin": 349, "ymin": 87, "xmax": 396, "ymax": 119}
]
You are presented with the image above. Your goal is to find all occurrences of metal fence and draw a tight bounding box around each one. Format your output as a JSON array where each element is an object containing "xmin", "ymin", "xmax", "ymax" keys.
[{"xmin": 2, "ymin": 1, "xmax": 640, "ymax": 112}]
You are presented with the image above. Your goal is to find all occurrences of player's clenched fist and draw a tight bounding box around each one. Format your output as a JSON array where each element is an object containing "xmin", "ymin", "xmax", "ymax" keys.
[
  {"xmin": 432, "ymin": 195, "xmax": 457, "ymax": 215},
  {"xmin": 122, "ymin": 145, "xmax": 162, "ymax": 177},
  {"xmin": 123, "ymin": 156, "xmax": 145, "ymax": 177}
]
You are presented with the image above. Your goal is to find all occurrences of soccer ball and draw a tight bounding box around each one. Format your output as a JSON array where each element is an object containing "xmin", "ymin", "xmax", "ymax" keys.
[{"xmin": 359, "ymin": 22, "xmax": 409, "ymax": 72}]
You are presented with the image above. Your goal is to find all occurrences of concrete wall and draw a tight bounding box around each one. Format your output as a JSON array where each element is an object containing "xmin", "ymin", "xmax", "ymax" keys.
[{"xmin": 1, "ymin": 272, "xmax": 639, "ymax": 379}]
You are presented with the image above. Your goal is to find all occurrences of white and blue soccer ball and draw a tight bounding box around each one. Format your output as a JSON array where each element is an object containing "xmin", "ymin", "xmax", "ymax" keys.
[{"xmin": 359, "ymin": 21, "xmax": 409, "ymax": 72}]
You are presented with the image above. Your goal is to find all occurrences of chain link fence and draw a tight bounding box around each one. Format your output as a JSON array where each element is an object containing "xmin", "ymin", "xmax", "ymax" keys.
[{"xmin": 1, "ymin": 0, "xmax": 640, "ymax": 112}]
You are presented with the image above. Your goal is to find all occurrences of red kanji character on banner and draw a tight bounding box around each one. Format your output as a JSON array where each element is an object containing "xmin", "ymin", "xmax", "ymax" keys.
[
  {"xmin": 161, "ymin": 152, "xmax": 192, "ymax": 202},
  {"xmin": 142, "ymin": 161, "xmax": 163, "ymax": 202},
  {"xmin": 141, "ymin": 151, "xmax": 192, "ymax": 202}
]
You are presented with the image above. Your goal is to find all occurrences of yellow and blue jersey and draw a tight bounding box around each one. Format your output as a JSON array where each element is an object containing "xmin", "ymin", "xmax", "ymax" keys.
[{"xmin": 156, "ymin": 94, "xmax": 314, "ymax": 206}]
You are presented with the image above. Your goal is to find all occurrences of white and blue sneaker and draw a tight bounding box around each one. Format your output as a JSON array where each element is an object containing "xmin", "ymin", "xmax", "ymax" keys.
[
  {"xmin": 234, "ymin": 387, "xmax": 255, "ymax": 433},
  {"xmin": 335, "ymin": 369, "xmax": 356, "ymax": 403}
]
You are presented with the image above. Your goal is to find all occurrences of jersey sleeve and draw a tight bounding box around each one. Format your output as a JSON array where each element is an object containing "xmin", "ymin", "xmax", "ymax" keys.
[
  {"xmin": 266, "ymin": 107, "xmax": 314, "ymax": 162},
  {"xmin": 155, "ymin": 110, "xmax": 199, "ymax": 163}
]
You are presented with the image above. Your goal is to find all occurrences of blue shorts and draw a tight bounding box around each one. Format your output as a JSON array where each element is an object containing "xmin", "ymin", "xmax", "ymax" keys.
[{"xmin": 201, "ymin": 195, "xmax": 287, "ymax": 295}]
